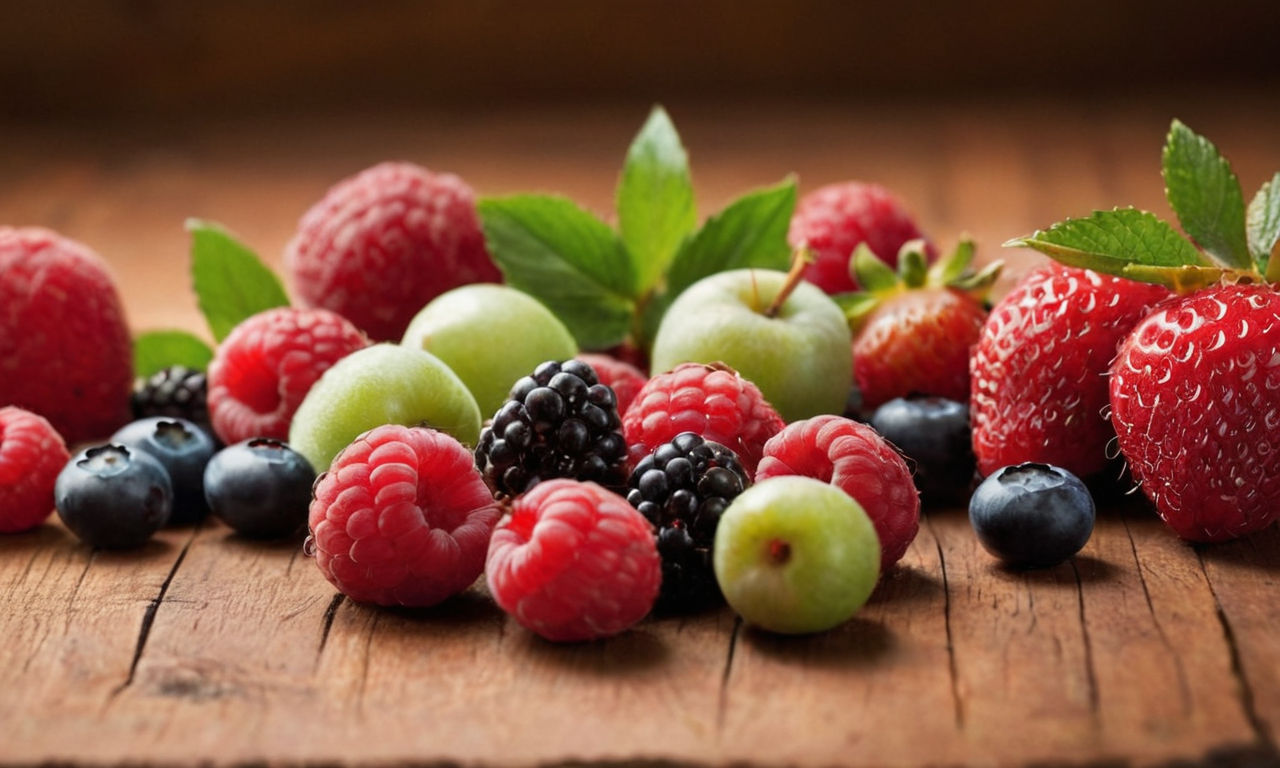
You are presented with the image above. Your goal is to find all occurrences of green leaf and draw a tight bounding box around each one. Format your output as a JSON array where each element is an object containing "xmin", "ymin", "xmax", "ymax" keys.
[
  {"xmin": 1119, "ymin": 263, "xmax": 1227, "ymax": 292},
  {"xmin": 1162, "ymin": 120, "xmax": 1251, "ymax": 270},
  {"xmin": 1005, "ymin": 208, "xmax": 1209, "ymax": 281},
  {"xmin": 617, "ymin": 106, "xmax": 697, "ymax": 294},
  {"xmin": 831, "ymin": 291, "xmax": 880, "ymax": 330},
  {"xmin": 898, "ymin": 242, "xmax": 928, "ymax": 288},
  {"xmin": 929, "ymin": 236, "xmax": 975, "ymax": 286},
  {"xmin": 1247, "ymin": 172, "xmax": 1280, "ymax": 270},
  {"xmin": 188, "ymin": 220, "xmax": 290, "ymax": 342},
  {"xmin": 478, "ymin": 195, "xmax": 635, "ymax": 349},
  {"xmin": 951, "ymin": 260, "xmax": 1003, "ymax": 293},
  {"xmin": 663, "ymin": 178, "xmax": 796, "ymax": 299},
  {"xmin": 133, "ymin": 330, "xmax": 214, "ymax": 378},
  {"xmin": 852, "ymin": 244, "xmax": 898, "ymax": 292}
]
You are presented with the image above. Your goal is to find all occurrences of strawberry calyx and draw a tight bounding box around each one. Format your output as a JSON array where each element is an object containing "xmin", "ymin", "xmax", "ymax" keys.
[
  {"xmin": 832, "ymin": 236, "xmax": 1000, "ymax": 332},
  {"xmin": 1007, "ymin": 120, "xmax": 1280, "ymax": 295}
]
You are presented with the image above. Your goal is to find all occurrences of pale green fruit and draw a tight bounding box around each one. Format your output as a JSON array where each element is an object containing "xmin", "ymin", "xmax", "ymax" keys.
[
  {"xmin": 402, "ymin": 284, "xmax": 577, "ymax": 417},
  {"xmin": 650, "ymin": 269, "xmax": 851, "ymax": 422},
  {"xmin": 288, "ymin": 344, "xmax": 481, "ymax": 472},
  {"xmin": 713, "ymin": 475, "xmax": 880, "ymax": 635}
]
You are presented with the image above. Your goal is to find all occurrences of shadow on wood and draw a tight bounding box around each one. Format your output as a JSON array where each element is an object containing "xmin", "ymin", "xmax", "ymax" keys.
[
  {"xmin": 867, "ymin": 564, "xmax": 942, "ymax": 607},
  {"xmin": 740, "ymin": 616, "xmax": 894, "ymax": 670},
  {"xmin": 510, "ymin": 625, "xmax": 673, "ymax": 677}
]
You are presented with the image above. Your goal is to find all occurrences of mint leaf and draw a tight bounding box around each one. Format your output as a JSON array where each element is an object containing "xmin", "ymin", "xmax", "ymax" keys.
[
  {"xmin": 188, "ymin": 220, "xmax": 290, "ymax": 342},
  {"xmin": 478, "ymin": 195, "xmax": 635, "ymax": 349},
  {"xmin": 1162, "ymin": 120, "xmax": 1251, "ymax": 270},
  {"xmin": 1005, "ymin": 208, "xmax": 1208, "ymax": 280},
  {"xmin": 617, "ymin": 106, "xmax": 697, "ymax": 294},
  {"xmin": 664, "ymin": 178, "xmax": 796, "ymax": 298},
  {"xmin": 133, "ymin": 330, "xmax": 214, "ymax": 378},
  {"xmin": 1248, "ymin": 172, "xmax": 1280, "ymax": 270}
]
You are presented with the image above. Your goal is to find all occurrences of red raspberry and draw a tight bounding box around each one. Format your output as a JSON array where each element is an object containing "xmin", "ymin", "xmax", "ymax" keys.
[
  {"xmin": 0, "ymin": 227, "xmax": 132, "ymax": 444},
  {"xmin": 309, "ymin": 425, "xmax": 501, "ymax": 606},
  {"xmin": 0, "ymin": 407, "xmax": 70, "ymax": 533},
  {"xmin": 285, "ymin": 162, "xmax": 502, "ymax": 341},
  {"xmin": 576, "ymin": 353, "xmax": 648, "ymax": 416},
  {"xmin": 788, "ymin": 182, "xmax": 934, "ymax": 294},
  {"xmin": 756, "ymin": 415, "xmax": 919, "ymax": 571},
  {"xmin": 486, "ymin": 479, "xmax": 660, "ymax": 642},
  {"xmin": 207, "ymin": 307, "xmax": 367, "ymax": 445},
  {"xmin": 623, "ymin": 363, "xmax": 785, "ymax": 477}
]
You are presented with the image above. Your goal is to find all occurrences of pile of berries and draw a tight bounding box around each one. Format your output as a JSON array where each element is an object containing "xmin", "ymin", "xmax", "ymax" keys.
[{"xmin": 5, "ymin": 116, "xmax": 1276, "ymax": 646}]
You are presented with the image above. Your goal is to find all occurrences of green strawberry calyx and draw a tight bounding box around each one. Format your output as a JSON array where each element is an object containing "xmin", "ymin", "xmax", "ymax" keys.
[
  {"xmin": 1006, "ymin": 120, "xmax": 1280, "ymax": 294},
  {"xmin": 832, "ymin": 237, "xmax": 1000, "ymax": 332}
]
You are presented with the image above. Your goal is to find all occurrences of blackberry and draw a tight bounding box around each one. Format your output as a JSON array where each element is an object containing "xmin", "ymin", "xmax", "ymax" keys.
[
  {"xmin": 132, "ymin": 366, "xmax": 210, "ymax": 430},
  {"xmin": 475, "ymin": 359, "xmax": 627, "ymax": 496},
  {"xmin": 626, "ymin": 432, "xmax": 749, "ymax": 612}
]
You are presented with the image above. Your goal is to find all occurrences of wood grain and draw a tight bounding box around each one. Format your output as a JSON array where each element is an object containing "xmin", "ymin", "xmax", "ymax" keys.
[{"xmin": 3, "ymin": 98, "xmax": 1280, "ymax": 766}]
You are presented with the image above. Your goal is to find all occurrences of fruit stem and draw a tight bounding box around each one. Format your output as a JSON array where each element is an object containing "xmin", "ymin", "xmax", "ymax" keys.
[
  {"xmin": 764, "ymin": 249, "xmax": 811, "ymax": 318},
  {"xmin": 767, "ymin": 539, "xmax": 791, "ymax": 565}
]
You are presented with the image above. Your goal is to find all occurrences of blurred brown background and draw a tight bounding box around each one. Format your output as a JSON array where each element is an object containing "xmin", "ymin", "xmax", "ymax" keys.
[
  {"xmin": 5, "ymin": 0, "xmax": 1280, "ymax": 118},
  {"xmin": 3, "ymin": 1, "xmax": 1279, "ymax": 335}
]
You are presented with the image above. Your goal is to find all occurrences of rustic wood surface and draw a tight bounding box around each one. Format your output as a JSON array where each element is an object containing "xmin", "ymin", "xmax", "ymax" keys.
[{"xmin": 3, "ymin": 96, "xmax": 1280, "ymax": 767}]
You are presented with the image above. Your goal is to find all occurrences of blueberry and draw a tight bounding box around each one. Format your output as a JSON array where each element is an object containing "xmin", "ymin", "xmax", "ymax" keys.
[
  {"xmin": 203, "ymin": 439, "xmax": 316, "ymax": 539},
  {"xmin": 870, "ymin": 396, "xmax": 974, "ymax": 504},
  {"xmin": 55, "ymin": 445, "xmax": 172, "ymax": 549},
  {"xmin": 110, "ymin": 417, "xmax": 215, "ymax": 525},
  {"xmin": 968, "ymin": 463, "xmax": 1095, "ymax": 569}
]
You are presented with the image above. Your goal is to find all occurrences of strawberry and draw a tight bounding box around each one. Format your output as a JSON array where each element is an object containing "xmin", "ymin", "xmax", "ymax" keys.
[
  {"xmin": 1009, "ymin": 119, "xmax": 1280, "ymax": 542},
  {"xmin": 836, "ymin": 238, "xmax": 999, "ymax": 412},
  {"xmin": 970, "ymin": 264, "xmax": 1169, "ymax": 478},
  {"xmin": 1110, "ymin": 283, "xmax": 1280, "ymax": 540}
]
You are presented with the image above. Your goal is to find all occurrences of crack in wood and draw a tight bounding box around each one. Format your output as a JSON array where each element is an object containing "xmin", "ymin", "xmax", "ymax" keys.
[
  {"xmin": 926, "ymin": 514, "xmax": 964, "ymax": 728},
  {"xmin": 63, "ymin": 550, "xmax": 96, "ymax": 633},
  {"xmin": 1121, "ymin": 512, "xmax": 1192, "ymax": 715},
  {"xmin": 316, "ymin": 593, "xmax": 345, "ymax": 662},
  {"xmin": 356, "ymin": 612, "xmax": 379, "ymax": 720},
  {"xmin": 109, "ymin": 528, "xmax": 198, "ymax": 699},
  {"xmin": 715, "ymin": 616, "xmax": 742, "ymax": 738},
  {"xmin": 1197, "ymin": 550, "xmax": 1277, "ymax": 752},
  {"xmin": 1069, "ymin": 557, "xmax": 1100, "ymax": 719}
]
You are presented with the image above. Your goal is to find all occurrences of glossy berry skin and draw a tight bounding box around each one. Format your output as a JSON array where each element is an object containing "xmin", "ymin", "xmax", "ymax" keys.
[
  {"xmin": 110, "ymin": 417, "xmax": 216, "ymax": 525},
  {"xmin": 132, "ymin": 366, "xmax": 210, "ymax": 432},
  {"xmin": 0, "ymin": 227, "xmax": 132, "ymax": 444},
  {"xmin": 0, "ymin": 407, "xmax": 70, "ymax": 533},
  {"xmin": 204, "ymin": 439, "xmax": 315, "ymax": 539},
  {"xmin": 1110, "ymin": 283, "xmax": 1280, "ymax": 542},
  {"xmin": 971, "ymin": 264, "xmax": 1169, "ymax": 479},
  {"xmin": 969, "ymin": 463, "xmax": 1095, "ymax": 568},
  {"xmin": 870, "ymin": 397, "xmax": 974, "ymax": 504},
  {"xmin": 309, "ymin": 425, "xmax": 501, "ymax": 606},
  {"xmin": 854, "ymin": 289, "xmax": 986, "ymax": 411},
  {"xmin": 285, "ymin": 162, "xmax": 501, "ymax": 341},
  {"xmin": 207, "ymin": 307, "xmax": 367, "ymax": 446},
  {"xmin": 576, "ymin": 353, "xmax": 648, "ymax": 416},
  {"xmin": 623, "ymin": 363, "xmax": 785, "ymax": 477},
  {"xmin": 626, "ymin": 433, "xmax": 749, "ymax": 612},
  {"xmin": 756, "ymin": 415, "xmax": 918, "ymax": 571},
  {"xmin": 475, "ymin": 360, "xmax": 628, "ymax": 497},
  {"xmin": 486, "ymin": 479, "xmax": 661, "ymax": 642},
  {"xmin": 55, "ymin": 445, "xmax": 172, "ymax": 549},
  {"xmin": 788, "ymin": 182, "xmax": 934, "ymax": 294}
]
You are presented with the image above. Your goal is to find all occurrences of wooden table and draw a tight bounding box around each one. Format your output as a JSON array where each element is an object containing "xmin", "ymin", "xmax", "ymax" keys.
[{"xmin": 4, "ymin": 96, "xmax": 1280, "ymax": 767}]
